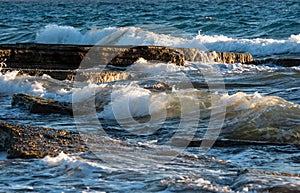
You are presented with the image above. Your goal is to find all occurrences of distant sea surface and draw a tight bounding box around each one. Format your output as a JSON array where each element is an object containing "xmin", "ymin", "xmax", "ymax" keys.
[{"xmin": 0, "ymin": 0, "xmax": 300, "ymax": 192}]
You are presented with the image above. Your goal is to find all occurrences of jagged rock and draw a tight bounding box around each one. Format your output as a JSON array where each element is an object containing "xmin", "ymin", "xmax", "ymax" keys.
[
  {"xmin": 209, "ymin": 51, "xmax": 254, "ymax": 64},
  {"xmin": 177, "ymin": 48, "xmax": 255, "ymax": 64},
  {"xmin": 108, "ymin": 46, "xmax": 186, "ymax": 67},
  {"xmin": 12, "ymin": 93, "xmax": 73, "ymax": 115},
  {"xmin": 74, "ymin": 71, "xmax": 132, "ymax": 82},
  {"xmin": 0, "ymin": 122, "xmax": 87, "ymax": 159}
]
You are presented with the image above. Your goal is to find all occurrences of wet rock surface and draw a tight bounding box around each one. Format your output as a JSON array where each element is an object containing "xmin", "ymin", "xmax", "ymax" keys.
[
  {"xmin": 210, "ymin": 51, "xmax": 254, "ymax": 64},
  {"xmin": 12, "ymin": 93, "xmax": 73, "ymax": 115},
  {"xmin": 0, "ymin": 122, "xmax": 87, "ymax": 159},
  {"xmin": 0, "ymin": 43, "xmax": 259, "ymax": 81},
  {"xmin": 107, "ymin": 46, "xmax": 186, "ymax": 67}
]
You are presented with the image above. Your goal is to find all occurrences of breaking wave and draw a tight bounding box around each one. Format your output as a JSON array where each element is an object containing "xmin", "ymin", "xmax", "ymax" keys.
[{"xmin": 35, "ymin": 24, "xmax": 300, "ymax": 57}]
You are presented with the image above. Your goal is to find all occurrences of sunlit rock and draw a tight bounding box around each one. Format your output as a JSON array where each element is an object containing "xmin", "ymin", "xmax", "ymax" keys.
[{"xmin": 0, "ymin": 122, "xmax": 87, "ymax": 159}]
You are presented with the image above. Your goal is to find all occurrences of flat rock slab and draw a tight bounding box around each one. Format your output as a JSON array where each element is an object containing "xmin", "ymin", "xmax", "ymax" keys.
[
  {"xmin": 0, "ymin": 43, "xmax": 255, "ymax": 69},
  {"xmin": 12, "ymin": 93, "xmax": 73, "ymax": 115},
  {"xmin": 0, "ymin": 122, "xmax": 87, "ymax": 159}
]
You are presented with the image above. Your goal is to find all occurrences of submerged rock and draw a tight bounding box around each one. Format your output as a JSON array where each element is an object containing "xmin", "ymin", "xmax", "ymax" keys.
[
  {"xmin": 0, "ymin": 122, "xmax": 87, "ymax": 159},
  {"xmin": 12, "ymin": 93, "xmax": 73, "ymax": 115}
]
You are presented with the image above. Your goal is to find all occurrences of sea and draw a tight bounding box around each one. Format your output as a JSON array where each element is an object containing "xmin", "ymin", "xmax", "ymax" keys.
[{"xmin": 0, "ymin": 0, "xmax": 300, "ymax": 192}]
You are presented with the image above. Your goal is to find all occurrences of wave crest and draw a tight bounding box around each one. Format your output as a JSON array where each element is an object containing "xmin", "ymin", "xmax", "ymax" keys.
[{"xmin": 35, "ymin": 25, "xmax": 300, "ymax": 57}]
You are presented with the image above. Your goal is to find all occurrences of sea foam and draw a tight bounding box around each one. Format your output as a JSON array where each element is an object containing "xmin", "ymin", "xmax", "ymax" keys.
[{"xmin": 35, "ymin": 25, "xmax": 300, "ymax": 57}]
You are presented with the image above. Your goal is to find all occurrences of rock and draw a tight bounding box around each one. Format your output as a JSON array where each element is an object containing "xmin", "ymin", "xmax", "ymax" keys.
[
  {"xmin": 0, "ymin": 122, "xmax": 87, "ymax": 159},
  {"xmin": 12, "ymin": 93, "xmax": 73, "ymax": 115},
  {"xmin": 0, "ymin": 43, "xmax": 256, "ymax": 72},
  {"xmin": 107, "ymin": 46, "xmax": 186, "ymax": 67},
  {"xmin": 74, "ymin": 70, "xmax": 132, "ymax": 83},
  {"xmin": 0, "ymin": 43, "xmax": 89, "ymax": 70},
  {"xmin": 185, "ymin": 138, "xmax": 298, "ymax": 147},
  {"xmin": 1, "ymin": 68, "xmax": 132, "ymax": 82},
  {"xmin": 209, "ymin": 51, "xmax": 254, "ymax": 64},
  {"xmin": 254, "ymin": 58, "xmax": 300, "ymax": 67},
  {"xmin": 177, "ymin": 48, "xmax": 255, "ymax": 64}
]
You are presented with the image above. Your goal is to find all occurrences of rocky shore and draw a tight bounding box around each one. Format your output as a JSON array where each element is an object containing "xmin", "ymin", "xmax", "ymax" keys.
[{"xmin": 1, "ymin": 43, "xmax": 299, "ymax": 159}]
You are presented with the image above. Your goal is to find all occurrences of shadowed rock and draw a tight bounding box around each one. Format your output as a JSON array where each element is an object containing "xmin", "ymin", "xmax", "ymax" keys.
[
  {"xmin": 255, "ymin": 58, "xmax": 300, "ymax": 67},
  {"xmin": 0, "ymin": 43, "xmax": 256, "ymax": 72},
  {"xmin": 0, "ymin": 122, "xmax": 87, "ymax": 159},
  {"xmin": 108, "ymin": 46, "xmax": 186, "ymax": 67},
  {"xmin": 12, "ymin": 93, "xmax": 73, "ymax": 115}
]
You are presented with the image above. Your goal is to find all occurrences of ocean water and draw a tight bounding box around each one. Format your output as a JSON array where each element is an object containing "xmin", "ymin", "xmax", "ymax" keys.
[{"xmin": 0, "ymin": 0, "xmax": 300, "ymax": 192}]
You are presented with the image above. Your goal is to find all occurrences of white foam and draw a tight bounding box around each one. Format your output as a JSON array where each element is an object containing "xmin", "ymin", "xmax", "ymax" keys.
[
  {"xmin": 0, "ymin": 71, "xmax": 45, "ymax": 96},
  {"xmin": 35, "ymin": 25, "xmax": 300, "ymax": 57},
  {"xmin": 36, "ymin": 24, "xmax": 117, "ymax": 45},
  {"xmin": 36, "ymin": 25, "xmax": 187, "ymax": 47},
  {"xmin": 128, "ymin": 58, "xmax": 181, "ymax": 75},
  {"xmin": 99, "ymin": 84, "xmax": 157, "ymax": 119},
  {"xmin": 0, "ymin": 71, "xmax": 75, "ymax": 101},
  {"xmin": 99, "ymin": 84, "xmax": 200, "ymax": 120},
  {"xmin": 213, "ymin": 62, "xmax": 278, "ymax": 74},
  {"xmin": 42, "ymin": 151, "xmax": 76, "ymax": 167},
  {"xmin": 220, "ymin": 91, "xmax": 296, "ymax": 112},
  {"xmin": 195, "ymin": 32, "xmax": 300, "ymax": 56},
  {"xmin": 41, "ymin": 152, "xmax": 103, "ymax": 178}
]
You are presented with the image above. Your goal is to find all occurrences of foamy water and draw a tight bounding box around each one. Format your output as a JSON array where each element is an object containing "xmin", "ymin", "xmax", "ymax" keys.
[{"xmin": 35, "ymin": 25, "xmax": 300, "ymax": 57}]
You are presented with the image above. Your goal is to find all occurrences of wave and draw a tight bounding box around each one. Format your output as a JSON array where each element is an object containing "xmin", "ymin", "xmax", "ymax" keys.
[
  {"xmin": 1, "ymin": 69, "xmax": 300, "ymax": 143},
  {"xmin": 35, "ymin": 24, "xmax": 300, "ymax": 57},
  {"xmin": 196, "ymin": 33, "xmax": 300, "ymax": 57},
  {"xmin": 0, "ymin": 71, "xmax": 73, "ymax": 101},
  {"xmin": 220, "ymin": 92, "xmax": 300, "ymax": 143}
]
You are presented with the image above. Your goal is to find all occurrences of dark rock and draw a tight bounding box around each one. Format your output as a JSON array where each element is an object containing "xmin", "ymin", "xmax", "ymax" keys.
[
  {"xmin": 185, "ymin": 138, "xmax": 298, "ymax": 147},
  {"xmin": 0, "ymin": 43, "xmax": 256, "ymax": 75},
  {"xmin": 0, "ymin": 122, "xmax": 87, "ymax": 159},
  {"xmin": 0, "ymin": 43, "xmax": 89, "ymax": 70},
  {"xmin": 254, "ymin": 58, "xmax": 300, "ymax": 67},
  {"xmin": 12, "ymin": 93, "xmax": 73, "ymax": 115},
  {"xmin": 108, "ymin": 46, "xmax": 186, "ymax": 67}
]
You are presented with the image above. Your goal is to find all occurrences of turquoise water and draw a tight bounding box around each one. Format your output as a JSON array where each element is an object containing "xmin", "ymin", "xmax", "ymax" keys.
[{"xmin": 0, "ymin": 0, "xmax": 300, "ymax": 192}]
